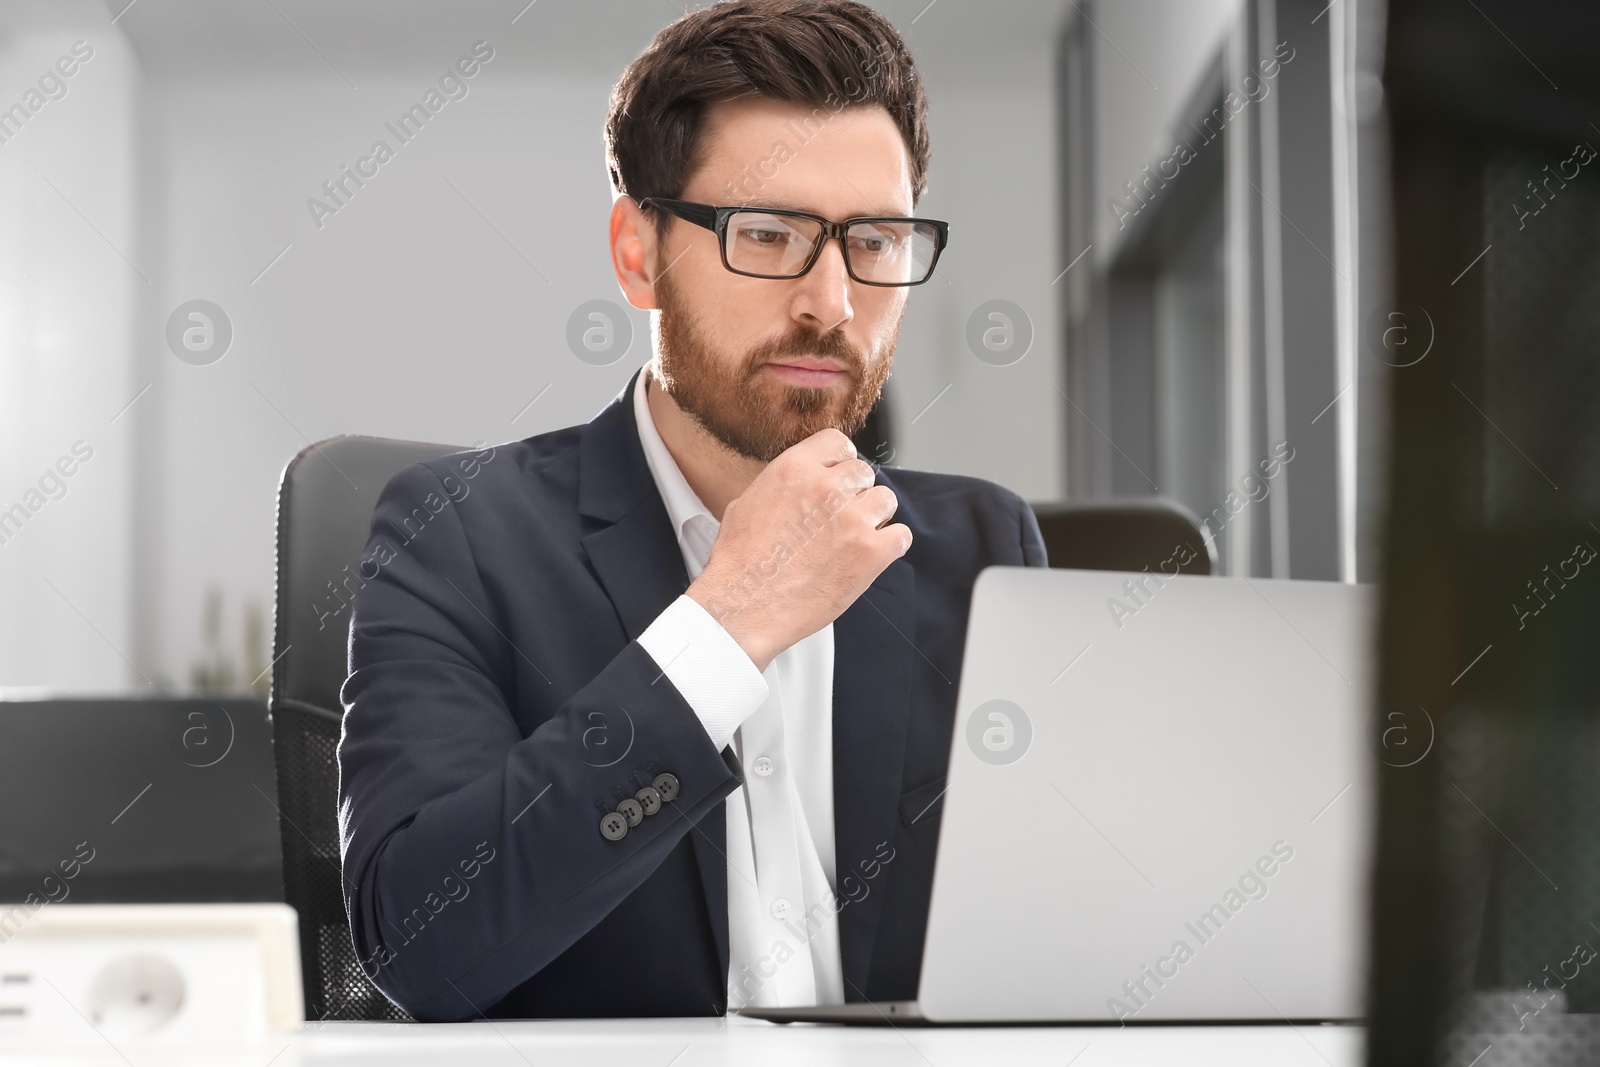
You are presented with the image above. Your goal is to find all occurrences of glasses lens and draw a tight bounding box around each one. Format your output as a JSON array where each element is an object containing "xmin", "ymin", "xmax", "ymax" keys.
[
  {"xmin": 845, "ymin": 220, "xmax": 940, "ymax": 284},
  {"xmin": 725, "ymin": 211, "xmax": 824, "ymax": 278}
]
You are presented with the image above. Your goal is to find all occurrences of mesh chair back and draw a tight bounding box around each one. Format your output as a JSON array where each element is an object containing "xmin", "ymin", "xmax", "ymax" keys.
[{"xmin": 270, "ymin": 435, "xmax": 458, "ymax": 1022}]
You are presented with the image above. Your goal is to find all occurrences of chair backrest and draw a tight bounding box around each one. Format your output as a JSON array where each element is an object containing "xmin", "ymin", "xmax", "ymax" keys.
[
  {"xmin": 270, "ymin": 435, "xmax": 458, "ymax": 1023},
  {"xmin": 1028, "ymin": 499, "xmax": 1216, "ymax": 575}
]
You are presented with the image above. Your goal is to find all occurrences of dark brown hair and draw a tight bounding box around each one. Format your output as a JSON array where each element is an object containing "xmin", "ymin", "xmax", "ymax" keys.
[{"xmin": 605, "ymin": 0, "xmax": 931, "ymax": 234}]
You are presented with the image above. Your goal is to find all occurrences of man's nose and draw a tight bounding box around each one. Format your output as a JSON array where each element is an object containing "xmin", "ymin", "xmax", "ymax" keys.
[{"xmin": 793, "ymin": 237, "xmax": 854, "ymax": 331}]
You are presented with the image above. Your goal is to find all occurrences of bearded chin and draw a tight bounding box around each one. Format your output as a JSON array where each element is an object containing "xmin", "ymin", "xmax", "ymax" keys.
[{"xmin": 653, "ymin": 279, "xmax": 892, "ymax": 463}]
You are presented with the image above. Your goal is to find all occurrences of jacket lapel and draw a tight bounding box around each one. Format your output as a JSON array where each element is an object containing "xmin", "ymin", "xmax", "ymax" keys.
[
  {"xmin": 831, "ymin": 548, "xmax": 916, "ymax": 999},
  {"xmin": 576, "ymin": 367, "xmax": 733, "ymax": 988},
  {"xmin": 576, "ymin": 369, "xmax": 692, "ymax": 641}
]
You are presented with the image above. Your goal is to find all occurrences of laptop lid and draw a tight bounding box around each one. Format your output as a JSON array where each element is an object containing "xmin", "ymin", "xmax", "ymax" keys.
[{"xmin": 917, "ymin": 567, "xmax": 1375, "ymax": 1023}]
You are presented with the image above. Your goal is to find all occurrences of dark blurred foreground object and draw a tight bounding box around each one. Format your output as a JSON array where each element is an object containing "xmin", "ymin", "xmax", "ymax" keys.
[
  {"xmin": 0, "ymin": 698, "xmax": 282, "ymax": 906},
  {"xmin": 1030, "ymin": 499, "xmax": 1216, "ymax": 575},
  {"xmin": 271, "ymin": 436, "xmax": 456, "ymax": 1023},
  {"xmin": 1369, "ymin": 1, "xmax": 1600, "ymax": 1064}
]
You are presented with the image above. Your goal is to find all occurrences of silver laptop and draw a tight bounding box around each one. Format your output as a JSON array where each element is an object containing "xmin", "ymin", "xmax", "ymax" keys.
[{"xmin": 741, "ymin": 566, "xmax": 1374, "ymax": 1025}]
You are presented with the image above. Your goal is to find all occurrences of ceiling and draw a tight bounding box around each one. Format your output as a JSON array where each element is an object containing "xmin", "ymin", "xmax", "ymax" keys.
[{"xmin": 91, "ymin": 0, "xmax": 1074, "ymax": 82}]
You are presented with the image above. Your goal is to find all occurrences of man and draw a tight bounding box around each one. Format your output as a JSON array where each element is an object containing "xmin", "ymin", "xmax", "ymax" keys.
[{"xmin": 338, "ymin": 0, "xmax": 1048, "ymax": 1023}]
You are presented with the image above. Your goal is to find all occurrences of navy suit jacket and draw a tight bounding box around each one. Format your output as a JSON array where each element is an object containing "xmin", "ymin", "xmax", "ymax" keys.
[{"xmin": 338, "ymin": 365, "xmax": 1048, "ymax": 1021}]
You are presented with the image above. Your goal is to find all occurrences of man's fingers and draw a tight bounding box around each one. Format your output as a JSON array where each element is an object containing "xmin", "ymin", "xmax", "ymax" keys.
[
  {"xmin": 807, "ymin": 427, "xmax": 858, "ymax": 466},
  {"xmin": 858, "ymin": 483, "xmax": 898, "ymax": 526},
  {"xmin": 880, "ymin": 520, "xmax": 913, "ymax": 554},
  {"xmin": 833, "ymin": 458, "xmax": 877, "ymax": 495}
]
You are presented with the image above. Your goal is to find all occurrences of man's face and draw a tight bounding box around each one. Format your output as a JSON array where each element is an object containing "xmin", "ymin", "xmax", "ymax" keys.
[{"xmin": 647, "ymin": 97, "xmax": 914, "ymax": 463}]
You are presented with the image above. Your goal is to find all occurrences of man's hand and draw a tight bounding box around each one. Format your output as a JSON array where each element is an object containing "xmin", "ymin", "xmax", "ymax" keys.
[{"xmin": 686, "ymin": 428, "xmax": 910, "ymax": 672}]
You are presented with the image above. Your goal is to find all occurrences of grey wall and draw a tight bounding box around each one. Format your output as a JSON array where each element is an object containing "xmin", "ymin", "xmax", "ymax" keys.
[
  {"xmin": 1090, "ymin": 0, "xmax": 1243, "ymax": 264},
  {"xmin": 0, "ymin": 14, "xmax": 142, "ymax": 691},
  {"xmin": 0, "ymin": 0, "xmax": 1072, "ymax": 693}
]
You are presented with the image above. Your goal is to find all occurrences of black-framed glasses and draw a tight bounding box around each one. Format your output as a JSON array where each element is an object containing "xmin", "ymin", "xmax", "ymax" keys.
[{"xmin": 638, "ymin": 197, "xmax": 949, "ymax": 287}]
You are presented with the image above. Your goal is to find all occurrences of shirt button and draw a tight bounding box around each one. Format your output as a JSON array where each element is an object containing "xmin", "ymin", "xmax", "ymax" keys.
[
  {"xmin": 753, "ymin": 756, "xmax": 774, "ymax": 777},
  {"xmin": 770, "ymin": 898, "xmax": 792, "ymax": 920}
]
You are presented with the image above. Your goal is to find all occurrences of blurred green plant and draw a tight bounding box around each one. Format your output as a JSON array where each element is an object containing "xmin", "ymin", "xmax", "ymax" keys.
[{"xmin": 189, "ymin": 586, "xmax": 269, "ymax": 697}]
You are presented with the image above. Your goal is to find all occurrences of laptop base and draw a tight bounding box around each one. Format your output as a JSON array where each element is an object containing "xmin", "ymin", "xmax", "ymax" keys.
[{"xmin": 737, "ymin": 1001, "xmax": 925, "ymax": 1026}]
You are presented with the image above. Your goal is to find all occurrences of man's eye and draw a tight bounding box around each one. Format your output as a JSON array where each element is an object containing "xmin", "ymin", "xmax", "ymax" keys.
[
  {"xmin": 850, "ymin": 232, "xmax": 896, "ymax": 254},
  {"xmin": 741, "ymin": 227, "xmax": 788, "ymax": 245}
]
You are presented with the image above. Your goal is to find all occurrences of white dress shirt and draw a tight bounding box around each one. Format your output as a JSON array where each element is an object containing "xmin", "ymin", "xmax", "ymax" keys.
[{"xmin": 631, "ymin": 362, "xmax": 846, "ymax": 1010}]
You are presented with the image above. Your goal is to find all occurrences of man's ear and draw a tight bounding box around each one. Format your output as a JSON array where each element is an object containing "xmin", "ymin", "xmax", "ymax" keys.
[{"xmin": 611, "ymin": 196, "xmax": 661, "ymax": 310}]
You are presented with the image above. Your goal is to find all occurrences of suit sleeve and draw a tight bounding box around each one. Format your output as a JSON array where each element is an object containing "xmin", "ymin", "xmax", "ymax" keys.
[{"xmin": 337, "ymin": 462, "xmax": 745, "ymax": 1022}]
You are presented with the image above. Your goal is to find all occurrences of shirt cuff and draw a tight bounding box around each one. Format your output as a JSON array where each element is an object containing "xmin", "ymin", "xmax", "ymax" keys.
[{"xmin": 638, "ymin": 593, "xmax": 770, "ymax": 752}]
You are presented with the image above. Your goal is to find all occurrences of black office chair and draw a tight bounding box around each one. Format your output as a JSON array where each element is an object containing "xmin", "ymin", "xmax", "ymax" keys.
[
  {"xmin": 269, "ymin": 435, "xmax": 459, "ymax": 1023},
  {"xmin": 1028, "ymin": 499, "xmax": 1216, "ymax": 575}
]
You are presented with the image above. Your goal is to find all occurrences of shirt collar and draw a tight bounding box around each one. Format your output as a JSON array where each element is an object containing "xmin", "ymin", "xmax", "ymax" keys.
[{"xmin": 632, "ymin": 361, "xmax": 717, "ymax": 547}]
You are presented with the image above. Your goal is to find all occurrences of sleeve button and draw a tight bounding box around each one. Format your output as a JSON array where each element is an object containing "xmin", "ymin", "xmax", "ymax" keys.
[
  {"xmin": 616, "ymin": 798, "xmax": 644, "ymax": 827},
  {"xmin": 635, "ymin": 786, "xmax": 662, "ymax": 816},
  {"xmin": 653, "ymin": 773, "xmax": 680, "ymax": 803},
  {"xmin": 600, "ymin": 812, "xmax": 629, "ymax": 841}
]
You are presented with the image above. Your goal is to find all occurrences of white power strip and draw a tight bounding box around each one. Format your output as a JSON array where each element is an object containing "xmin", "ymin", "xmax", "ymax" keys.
[{"xmin": 0, "ymin": 903, "xmax": 303, "ymax": 1051}]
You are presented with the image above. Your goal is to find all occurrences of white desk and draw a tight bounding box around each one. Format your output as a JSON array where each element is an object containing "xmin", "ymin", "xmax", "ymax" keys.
[{"xmin": 6, "ymin": 1016, "xmax": 1363, "ymax": 1066}]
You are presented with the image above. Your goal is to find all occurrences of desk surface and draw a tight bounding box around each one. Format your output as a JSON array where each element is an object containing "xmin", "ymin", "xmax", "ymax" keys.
[{"xmin": 6, "ymin": 1016, "xmax": 1364, "ymax": 1066}]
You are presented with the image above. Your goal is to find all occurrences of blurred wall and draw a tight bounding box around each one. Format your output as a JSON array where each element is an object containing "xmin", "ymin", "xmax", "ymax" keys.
[
  {"xmin": 1090, "ymin": 0, "xmax": 1244, "ymax": 261},
  {"xmin": 1, "ymin": 0, "xmax": 1072, "ymax": 692},
  {"xmin": 0, "ymin": 12, "xmax": 141, "ymax": 691}
]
